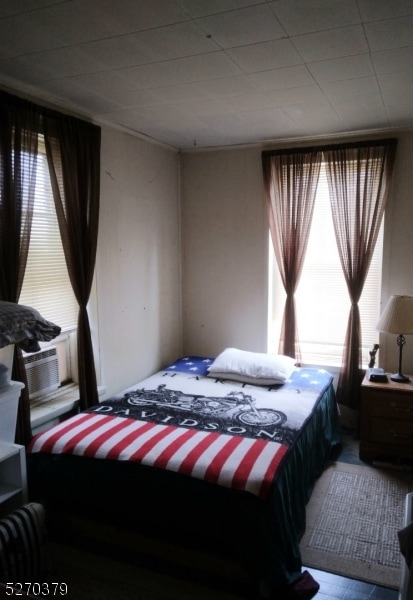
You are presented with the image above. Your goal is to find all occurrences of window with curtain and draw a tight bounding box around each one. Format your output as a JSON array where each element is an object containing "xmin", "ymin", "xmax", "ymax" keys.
[
  {"xmin": 268, "ymin": 160, "xmax": 383, "ymax": 367},
  {"xmin": 17, "ymin": 136, "xmax": 78, "ymax": 392}
]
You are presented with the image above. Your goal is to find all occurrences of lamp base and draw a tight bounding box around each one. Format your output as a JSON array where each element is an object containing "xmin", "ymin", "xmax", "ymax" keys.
[{"xmin": 390, "ymin": 372, "xmax": 410, "ymax": 383}]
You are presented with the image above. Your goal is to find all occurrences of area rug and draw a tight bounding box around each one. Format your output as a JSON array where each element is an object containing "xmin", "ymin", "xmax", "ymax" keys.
[{"xmin": 300, "ymin": 461, "xmax": 413, "ymax": 589}]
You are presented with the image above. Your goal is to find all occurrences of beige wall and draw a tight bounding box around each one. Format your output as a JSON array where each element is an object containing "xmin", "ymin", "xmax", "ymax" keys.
[
  {"xmin": 95, "ymin": 126, "xmax": 182, "ymax": 398},
  {"xmin": 182, "ymin": 132, "xmax": 413, "ymax": 374},
  {"xmin": 181, "ymin": 147, "xmax": 269, "ymax": 358},
  {"xmin": 380, "ymin": 132, "xmax": 413, "ymax": 374}
]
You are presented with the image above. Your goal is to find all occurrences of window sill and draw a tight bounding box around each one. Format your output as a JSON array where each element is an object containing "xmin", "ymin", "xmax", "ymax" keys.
[
  {"xmin": 30, "ymin": 384, "xmax": 106, "ymax": 435},
  {"xmin": 31, "ymin": 384, "xmax": 79, "ymax": 432}
]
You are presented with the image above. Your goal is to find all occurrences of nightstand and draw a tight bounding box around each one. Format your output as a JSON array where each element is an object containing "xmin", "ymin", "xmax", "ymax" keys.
[
  {"xmin": 359, "ymin": 373, "xmax": 413, "ymax": 462},
  {"xmin": 0, "ymin": 439, "xmax": 28, "ymax": 518}
]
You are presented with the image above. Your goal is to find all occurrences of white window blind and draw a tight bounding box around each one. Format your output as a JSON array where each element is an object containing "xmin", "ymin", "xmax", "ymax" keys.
[
  {"xmin": 269, "ymin": 162, "xmax": 383, "ymax": 367},
  {"xmin": 18, "ymin": 138, "xmax": 78, "ymax": 333}
]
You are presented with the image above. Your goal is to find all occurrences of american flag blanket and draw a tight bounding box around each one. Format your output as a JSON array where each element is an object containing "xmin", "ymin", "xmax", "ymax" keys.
[{"xmin": 28, "ymin": 358, "xmax": 333, "ymax": 500}]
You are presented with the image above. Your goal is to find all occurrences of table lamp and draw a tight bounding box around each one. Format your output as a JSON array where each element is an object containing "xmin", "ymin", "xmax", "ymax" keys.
[{"xmin": 376, "ymin": 295, "xmax": 413, "ymax": 383}]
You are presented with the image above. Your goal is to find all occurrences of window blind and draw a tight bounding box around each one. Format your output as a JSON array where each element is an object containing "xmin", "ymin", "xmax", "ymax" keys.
[{"xmin": 18, "ymin": 138, "xmax": 78, "ymax": 333}]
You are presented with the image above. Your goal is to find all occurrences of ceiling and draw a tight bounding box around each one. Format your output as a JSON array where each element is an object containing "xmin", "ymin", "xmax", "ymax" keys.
[{"xmin": 0, "ymin": 0, "xmax": 412, "ymax": 150}]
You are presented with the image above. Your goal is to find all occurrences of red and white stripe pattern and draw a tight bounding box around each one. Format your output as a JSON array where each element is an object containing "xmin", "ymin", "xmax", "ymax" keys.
[{"xmin": 28, "ymin": 413, "xmax": 288, "ymax": 499}]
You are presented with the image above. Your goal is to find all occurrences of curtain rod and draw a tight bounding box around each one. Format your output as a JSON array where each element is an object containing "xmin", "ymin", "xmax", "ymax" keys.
[{"xmin": 262, "ymin": 137, "xmax": 398, "ymax": 157}]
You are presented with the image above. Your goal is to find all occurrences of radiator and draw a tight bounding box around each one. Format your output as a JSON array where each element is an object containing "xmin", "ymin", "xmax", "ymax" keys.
[
  {"xmin": 24, "ymin": 347, "xmax": 59, "ymax": 399},
  {"xmin": 0, "ymin": 503, "xmax": 51, "ymax": 583}
]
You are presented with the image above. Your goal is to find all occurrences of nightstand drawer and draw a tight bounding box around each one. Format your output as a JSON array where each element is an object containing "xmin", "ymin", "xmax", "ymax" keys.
[
  {"xmin": 366, "ymin": 417, "xmax": 413, "ymax": 445},
  {"xmin": 363, "ymin": 392, "xmax": 413, "ymax": 420},
  {"xmin": 360, "ymin": 374, "xmax": 413, "ymax": 461}
]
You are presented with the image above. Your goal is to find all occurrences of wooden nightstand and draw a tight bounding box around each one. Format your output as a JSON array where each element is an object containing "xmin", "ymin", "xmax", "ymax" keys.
[{"xmin": 359, "ymin": 373, "xmax": 413, "ymax": 462}]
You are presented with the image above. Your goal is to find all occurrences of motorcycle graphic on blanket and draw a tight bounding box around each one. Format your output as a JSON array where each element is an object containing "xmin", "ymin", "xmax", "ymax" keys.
[{"xmin": 124, "ymin": 385, "xmax": 286, "ymax": 427}]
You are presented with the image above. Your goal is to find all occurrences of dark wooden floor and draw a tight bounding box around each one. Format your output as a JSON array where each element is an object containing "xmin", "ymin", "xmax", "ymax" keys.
[{"xmin": 306, "ymin": 567, "xmax": 398, "ymax": 599}]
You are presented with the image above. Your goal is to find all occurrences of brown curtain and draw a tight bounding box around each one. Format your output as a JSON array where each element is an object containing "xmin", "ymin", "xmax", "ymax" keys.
[
  {"xmin": 262, "ymin": 148, "xmax": 322, "ymax": 359},
  {"xmin": 43, "ymin": 113, "xmax": 101, "ymax": 410},
  {"xmin": 323, "ymin": 139, "xmax": 397, "ymax": 409},
  {"xmin": 0, "ymin": 91, "xmax": 41, "ymax": 444}
]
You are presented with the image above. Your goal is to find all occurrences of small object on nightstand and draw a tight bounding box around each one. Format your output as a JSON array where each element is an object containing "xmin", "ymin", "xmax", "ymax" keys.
[
  {"xmin": 368, "ymin": 343, "xmax": 380, "ymax": 368},
  {"xmin": 368, "ymin": 367, "xmax": 388, "ymax": 383}
]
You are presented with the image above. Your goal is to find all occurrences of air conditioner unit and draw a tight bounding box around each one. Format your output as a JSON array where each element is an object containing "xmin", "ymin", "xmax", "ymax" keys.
[{"xmin": 23, "ymin": 347, "xmax": 60, "ymax": 399}]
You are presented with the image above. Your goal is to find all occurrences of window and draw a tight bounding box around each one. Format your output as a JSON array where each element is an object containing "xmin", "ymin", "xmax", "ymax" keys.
[
  {"xmin": 268, "ymin": 162, "xmax": 384, "ymax": 367},
  {"xmin": 18, "ymin": 137, "xmax": 78, "ymax": 391}
]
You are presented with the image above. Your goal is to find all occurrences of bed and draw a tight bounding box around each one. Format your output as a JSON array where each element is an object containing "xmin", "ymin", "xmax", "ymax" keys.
[{"xmin": 27, "ymin": 350, "xmax": 340, "ymax": 597}]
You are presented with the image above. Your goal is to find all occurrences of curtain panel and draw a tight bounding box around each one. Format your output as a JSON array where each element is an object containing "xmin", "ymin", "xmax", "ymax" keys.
[
  {"xmin": 262, "ymin": 148, "xmax": 323, "ymax": 360},
  {"xmin": 323, "ymin": 139, "xmax": 397, "ymax": 409},
  {"xmin": 0, "ymin": 90, "xmax": 101, "ymax": 443},
  {"xmin": 0, "ymin": 91, "xmax": 41, "ymax": 444},
  {"xmin": 263, "ymin": 138, "xmax": 397, "ymax": 411},
  {"xmin": 43, "ymin": 113, "xmax": 101, "ymax": 411}
]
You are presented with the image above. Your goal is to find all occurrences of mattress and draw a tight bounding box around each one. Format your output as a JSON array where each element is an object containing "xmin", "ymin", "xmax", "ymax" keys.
[{"xmin": 27, "ymin": 356, "xmax": 341, "ymax": 594}]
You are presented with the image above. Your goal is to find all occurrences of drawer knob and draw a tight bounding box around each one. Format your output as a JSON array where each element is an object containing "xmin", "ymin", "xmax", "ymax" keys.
[{"xmin": 390, "ymin": 402, "xmax": 413, "ymax": 412}]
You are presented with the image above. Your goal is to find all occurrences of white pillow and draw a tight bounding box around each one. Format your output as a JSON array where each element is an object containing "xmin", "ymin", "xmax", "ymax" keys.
[{"xmin": 207, "ymin": 348, "xmax": 296, "ymax": 385}]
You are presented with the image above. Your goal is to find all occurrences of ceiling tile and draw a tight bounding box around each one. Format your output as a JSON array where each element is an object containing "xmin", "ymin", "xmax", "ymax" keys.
[
  {"xmin": 269, "ymin": 0, "xmax": 360, "ymax": 36},
  {"xmin": 0, "ymin": 0, "xmax": 189, "ymax": 55},
  {"xmin": 80, "ymin": 36, "xmax": 155, "ymax": 70},
  {"xmin": 372, "ymin": 47, "xmax": 413, "ymax": 75},
  {"xmin": 0, "ymin": 0, "xmax": 67, "ymax": 18},
  {"xmin": 157, "ymin": 52, "xmax": 243, "ymax": 82},
  {"xmin": 150, "ymin": 82, "xmax": 206, "ymax": 103},
  {"xmin": 94, "ymin": 0, "xmax": 189, "ymax": 32},
  {"xmin": 119, "ymin": 62, "xmax": 192, "ymax": 89},
  {"xmin": 68, "ymin": 71, "xmax": 143, "ymax": 96},
  {"xmin": 166, "ymin": 97, "xmax": 239, "ymax": 117},
  {"xmin": 219, "ymin": 93, "xmax": 279, "ymax": 113},
  {"xmin": 174, "ymin": 0, "xmax": 263, "ymax": 18},
  {"xmin": 195, "ymin": 75, "xmax": 258, "ymax": 97},
  {"xmin": 0, "ymin": 55, "xmax": 58, "ymax": 85},
  {"xmin": 331, "ymin": 95, "xmax": 389, "ymax": 130},
  {"xmin": 227, "ymin": 39, "xmax": 303, "ymax": 73},
  {"xmin": 358, "ymin": 0, "xmax": 413, "ymax": 21},
  {"xmin": 320, "ymin": 76, "xmax": 380, "ymax": 101},
  {"xmin": 292, "ymin": 25, "xmax": 369, "ymax": 62},
  {"xmin": 307, "ymin": 54, "xmax": 374, "ymax": 83},
  {"xmin": 195, "ymin": 4, "xmax": 285, "ymax": 48},
  {"xmin": 377, "ymin": 69, "xmax": 413, "ymax": 93},
  {"xmin": 239, "ymin": 107, "xmax": 303, "ymax": 138},
  {"xmin": 132, "ymin": 21, "xmax": 220, "ymax": 62},
  {"xmin": 249, "ymin": 65, "xmax": 315, "ymax": 92},
  {"xmin": 268, "ymin": 85, "xmax": 328, "ymax": 107},
  {"xmin": 98, "ymin": 88, "xmax": 163, "ymax": 110},
  {"xmin": 383, "ymin": 94, "xmax": 413, "ymax": 128},
  {"xmin": 285, "ymin": 103, "xmax": 344, "ymax": 135},
  {"xmin": 364, "ymin": 15, "xmax": 413, "ymax": 51},
  {"xmin": 80, "ymin": 21, "xmax": 220, "ymax": 72},
  {"xmin": 151, "ymin": 75, "xmax": 256, "ymax": 103},
  {"xmin": 13, "ymin": 46, "xmax": 104, "ymax": 80},
  {"xmin": 40, "ymin": 79, "xmax": 124, "ymax": 114},
  {"xmin": 0, "ymin": 10, "xmax": 64, "ymax": 56}
]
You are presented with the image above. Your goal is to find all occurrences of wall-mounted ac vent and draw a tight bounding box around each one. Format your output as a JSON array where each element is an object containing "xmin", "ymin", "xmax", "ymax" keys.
[{"xmin": 24, "ymin": 347, "xmax": 60, "ymax": 400}]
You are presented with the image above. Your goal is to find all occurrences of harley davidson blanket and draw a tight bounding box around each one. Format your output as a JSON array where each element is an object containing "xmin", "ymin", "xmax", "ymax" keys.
[{"xmin": 28, "ymin": 358, "xmax": 333, "ymax": 500}]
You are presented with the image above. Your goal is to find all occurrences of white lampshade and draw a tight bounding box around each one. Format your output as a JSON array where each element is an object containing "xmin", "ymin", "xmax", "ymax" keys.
[{"xmin": 377, "ymin": 295, "xmax": 413, "ymax": 334}]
